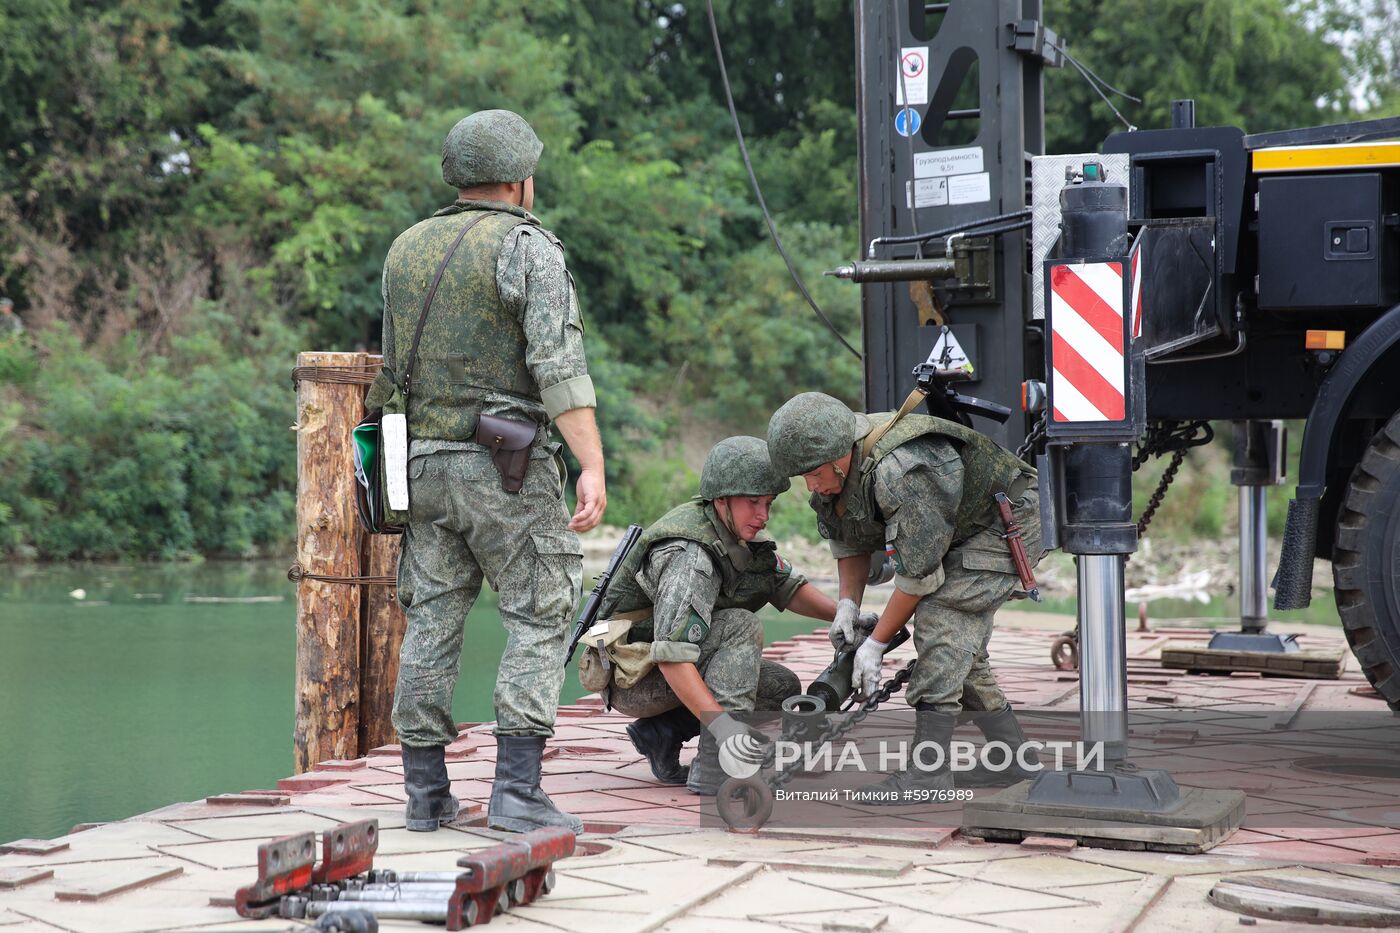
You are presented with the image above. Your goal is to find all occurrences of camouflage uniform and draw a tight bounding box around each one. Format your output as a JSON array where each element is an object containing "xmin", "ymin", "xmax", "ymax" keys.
[
  {"xmin": 367, "ymin": 197, "xmax": 593, "ymax": 745},
  {"xmin": 601, "ymin": 500, "xmax": 805, "ymax": 719},
  {"xmin": 771, "ymin": 397, "xmax": 1041, "ymax": 714}
]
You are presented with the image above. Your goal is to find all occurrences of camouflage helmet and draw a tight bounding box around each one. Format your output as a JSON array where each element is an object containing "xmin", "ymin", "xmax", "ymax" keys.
[
  {"xmin": 699, "ymin": 436, "xmax": 790, "ymax": 500},
  {"xmin": 441, "ymin": 110, "xmax": 543, "ymax": 188},
  {"xmin": 766, "ymin": 392, "xmax": 871, "ymax": 477}
]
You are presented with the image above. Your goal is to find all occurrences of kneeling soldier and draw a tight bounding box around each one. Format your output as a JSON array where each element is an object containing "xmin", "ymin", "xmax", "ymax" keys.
[
  {"xmin": 767, "ymin": 392, "xmax": 1043, "ymax": 796},
  {"xmin": 585, "ymin": 436, "xmax": 855, "ymax": 795}
]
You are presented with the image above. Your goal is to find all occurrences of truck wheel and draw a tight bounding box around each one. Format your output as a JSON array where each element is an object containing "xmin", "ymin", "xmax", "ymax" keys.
[{"xmin": 1334, "ymin": 411, "xmax": 1400, "ymax": 710}]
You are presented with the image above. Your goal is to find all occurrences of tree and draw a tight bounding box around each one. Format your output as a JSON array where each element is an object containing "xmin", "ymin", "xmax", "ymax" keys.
[{"xmin": 1044, "ymin": 0, "xmax": 1350, "ymax": 152}]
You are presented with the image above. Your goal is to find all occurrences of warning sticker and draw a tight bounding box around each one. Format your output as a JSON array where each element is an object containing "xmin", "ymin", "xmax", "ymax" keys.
[
  {"xmin": 929, "ymin": 327, "xmax": 974, "ymax": 375},
  {"xmin": 906, "ymin": 177, "xmax": 949, "ymax": 209},
  {"xmin": 914, "ymin": 146, "xmax": 984, "ymax": 179},
  {"xmin": 948, "ymin": 172, "xmax": 991, "ymax": 205},
  {"xmin": 896, "ymin": 46, "xmax": 929, "ymax": 106},
  {"xmin": 905, "ymin": 146, "xmax": 991, "ymax": 209}
]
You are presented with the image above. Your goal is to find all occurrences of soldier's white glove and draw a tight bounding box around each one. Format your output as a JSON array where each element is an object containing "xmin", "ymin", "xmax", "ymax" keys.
[
  {"xmin": 852, "ymin": 637, "xmax": 889, "ymax": 700},
  {"xmin": 829, "ymin": 598, "xmax": 861, "ymax": 648},
  {"xmin": 856, "ymin": 611, "xmax": 880, "ymax": 639}
]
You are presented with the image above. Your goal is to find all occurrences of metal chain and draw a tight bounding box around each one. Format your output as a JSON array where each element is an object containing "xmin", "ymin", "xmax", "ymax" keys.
[
  {"xmin": 758, "ymin": 661, "xmax": 917, "ymax": 791},
  {"xmin": 1135, "ymin": 447, "xmax": 1186, "ymax": 539},
  {"xmin": 1015, "ymin": 412, "xmax": 1048, "ymax": 462},
  {"xmin": 1132, "ymin": 420, "xmax": 1212, "ymax": 471},
  {"xmin": 1129, "ymin": 420, "xmax": 1209, "ymax": 540}
]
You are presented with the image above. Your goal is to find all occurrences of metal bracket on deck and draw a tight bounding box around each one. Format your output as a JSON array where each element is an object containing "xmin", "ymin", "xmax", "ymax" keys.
[
  {"xmin": 233, "ymin": 819, "xmax": 574, "ymax": 929},
  {"xmin": 313, "ymin": 819, "xmax": 379, "ymax": 884},
  {"xmin": 234, "ymin": 831, "xmax": 318, "ymax": 919},
  {"xmin": 448, "ymin": 827, "xmax": 576, "ymax": 928}
]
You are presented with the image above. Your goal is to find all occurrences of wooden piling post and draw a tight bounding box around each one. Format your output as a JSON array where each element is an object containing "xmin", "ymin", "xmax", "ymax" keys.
[
  {"xmin": 293, "ymin": 351, "xmax": 365, "ymax": 771},
  {"xmin": 360, "ymin": 534, "xmax": 405, "ymax": 751}
]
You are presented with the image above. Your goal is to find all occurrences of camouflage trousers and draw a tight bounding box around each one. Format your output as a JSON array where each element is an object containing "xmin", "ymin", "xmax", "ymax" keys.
[
  {"xmin": 904, "ymin": 486, "xmax": 1042, "ymax": 712},
  {"xmin": 608, "ymin": 609, "xmax": 798, "ymax": 718},
  {"xmin": 392, "ymin": 443, "xmax": 582, "ymax": 746}
]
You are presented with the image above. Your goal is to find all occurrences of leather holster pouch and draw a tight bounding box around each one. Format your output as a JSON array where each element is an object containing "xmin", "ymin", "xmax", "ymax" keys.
[{"xmin": 475, "ymin": 414, "xmax": 536, "ymax": 493}]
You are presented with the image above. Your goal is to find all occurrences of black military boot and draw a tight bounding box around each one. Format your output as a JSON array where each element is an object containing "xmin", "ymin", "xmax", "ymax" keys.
[
  {"xmin": 686, "ymin": 729, "xmax": 726, "ymax": 797},
  {"xmin": 487, "ymin": 735, "xmax": 584, "ymax": 834},
  {"xmin": 862, "ymin": 705, "xmax": 956, "ymax": 804},
  {"xmin": 402, "ymin": 744, "xmax": 459, "ymax": 832},
  {"xmin": 627, "ymin": 707, "xmax": 702, "ymax": 785},
  {"xmin": 960, "ymin": 706, "xmax": 1041, "ymax": 787}
]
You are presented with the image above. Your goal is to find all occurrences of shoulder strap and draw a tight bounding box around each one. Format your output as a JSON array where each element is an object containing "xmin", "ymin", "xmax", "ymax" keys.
[
  {"xmin": 860, "ymin": 388, "xmax": 927, "ymax": 459},
  {"xmin": 400, "ymin": 210, "xmax": 495, "ymax": 401},
  {"xmin": 836, "ymin": 388, "xmax": 932, "ymax": 519}
]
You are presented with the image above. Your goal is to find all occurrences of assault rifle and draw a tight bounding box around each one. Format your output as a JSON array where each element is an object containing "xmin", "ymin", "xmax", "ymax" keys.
[{"xmin": 563, "ymin": 523, "xmax": 643, "ymax": 665}]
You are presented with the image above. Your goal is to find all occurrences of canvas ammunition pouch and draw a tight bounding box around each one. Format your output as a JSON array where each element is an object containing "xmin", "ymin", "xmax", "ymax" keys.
[
  {"xmin": 577, "ymin": 610, "xmax": 656, "ymax": 693},
  {"xmin": 475, "ymin": 413, "xmax": 537, "ymax": 493}
]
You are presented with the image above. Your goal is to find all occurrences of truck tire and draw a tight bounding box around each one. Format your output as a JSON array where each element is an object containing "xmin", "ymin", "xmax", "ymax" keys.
[{"xmin": 1334, "ymin": 411, "xmax": 1400, "ymax": 709}]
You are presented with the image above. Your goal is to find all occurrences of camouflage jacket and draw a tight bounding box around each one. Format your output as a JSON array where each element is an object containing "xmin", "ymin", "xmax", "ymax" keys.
[
  {"xmin": 602, "ymin": 500, "xmax": 806, "ymax": 663},
  {"xmin": 813, "ymin": 412, "xmax": 1034, "ymax": 596},
  {"xmin": 365, "ymin": 200, "xmax": 594, "ymax": 441}
]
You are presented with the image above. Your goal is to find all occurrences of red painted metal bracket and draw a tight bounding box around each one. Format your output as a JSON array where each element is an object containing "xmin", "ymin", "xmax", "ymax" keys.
[
  {"xmin": 447, "ymin": 827, "xmax": 576, "ymax": 929},
  {"xmin": 313, "ymin": 819, "xmax": 379, "ymax": 884},
  {"xmin": 234, "ymin": 831, "xmax": 317, "ymax": 919}
]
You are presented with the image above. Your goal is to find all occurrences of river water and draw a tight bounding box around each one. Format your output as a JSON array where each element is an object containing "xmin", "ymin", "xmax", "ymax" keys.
[
  {"xmin": 0, "ymin": 561, "xmax": 1343, "ymax": 843},
  {"xmin": 0, "ymin": 561, "xmax": 829, "ymax": 843}
]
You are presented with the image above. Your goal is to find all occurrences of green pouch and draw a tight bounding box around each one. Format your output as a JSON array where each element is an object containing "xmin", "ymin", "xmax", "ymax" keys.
[{"xmin": 353, "ymin": 390, "xmax": 408, "ymax": 535}]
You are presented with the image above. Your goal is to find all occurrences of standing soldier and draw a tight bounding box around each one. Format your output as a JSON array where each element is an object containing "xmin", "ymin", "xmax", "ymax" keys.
[
  {"xmin": 585, "ymin": 437, "xmax": 858, "ymax": 794},
  {"xmin": 366, "ymin": 110, "xmax": 606, "ymax": 833},
  {"xmin": 766, "ymin": 392, "xmax": 1042, "ymax": 795}
]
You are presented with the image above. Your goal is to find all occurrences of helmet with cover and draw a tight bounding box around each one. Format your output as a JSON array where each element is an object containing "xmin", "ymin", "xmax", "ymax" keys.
[
  {"xmin": 699, "ymin": 436, "xmax": 790, "ymax": 500},
  {"xmin": 766, "ymin": 392, "xmax": 871, "ymax": 477},
  {"xmin": 441, "ymin": 110, "xmax": 543, "ymax": 188}
]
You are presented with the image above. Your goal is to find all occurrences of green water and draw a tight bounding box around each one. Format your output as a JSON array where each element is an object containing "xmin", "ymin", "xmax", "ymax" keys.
[
  {"xmin": 0, "ymin": 563, "xmax": 574, "ymax": 844},
  {"xmin": 0, "ymin": 561, "xmax": 826, "ymax": 845},
  {"xmin": 1, "ymin": 560, "xmax": 1338, "ymax": 844}
]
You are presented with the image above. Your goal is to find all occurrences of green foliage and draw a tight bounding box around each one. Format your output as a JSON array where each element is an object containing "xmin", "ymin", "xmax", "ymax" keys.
[
  {"xmin": 1045, "ymin": 0, "xmax": 1350, "ymax": 151},
  {"xmin": 606, "ymin": 457, "xmax": 700, "ymax": 530},
  {"xmin": 763, "ymin": 485, "xmax": 823, "ymax": 545},
  {"xmin": 658, "ymin": 223, "xmax": 862, "ymax": 433},
  {"xmin": 0, "ymin": 0, "xmax": 1383, "ymax": 560},
  {"xmin": 0, "ymin": 313, "xmax": 299, "ymax": 560}
]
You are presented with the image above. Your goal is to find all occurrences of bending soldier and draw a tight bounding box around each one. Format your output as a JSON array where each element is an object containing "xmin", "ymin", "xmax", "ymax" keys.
[
  {"xmin": 767, "ymin": 392, "xmax": 1043, "ymax": 797},
  {"xmin": 586, "ymin": 436, "xmax": 857, "ymax": 795},
  {"xmin": 366, "ymin": 110, "xmax": 606, "ymax": 834}
]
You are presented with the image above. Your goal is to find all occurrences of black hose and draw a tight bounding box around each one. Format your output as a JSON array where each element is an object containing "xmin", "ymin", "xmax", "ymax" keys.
[{"xmin": 868, "ymin": 209, "xmax": 1032, "ymax": 255}]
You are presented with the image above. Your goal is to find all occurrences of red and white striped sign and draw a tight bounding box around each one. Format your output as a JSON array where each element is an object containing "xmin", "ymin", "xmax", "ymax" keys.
[{"xmin": 1049, "ymin": 261, "xmax": 1126, "ymax": 422}]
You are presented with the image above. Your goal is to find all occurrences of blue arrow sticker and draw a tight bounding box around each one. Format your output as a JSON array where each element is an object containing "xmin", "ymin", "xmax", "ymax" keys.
[{"xmin": 895, "ymin": 107, "xmax": 922, "ymax": 137}]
